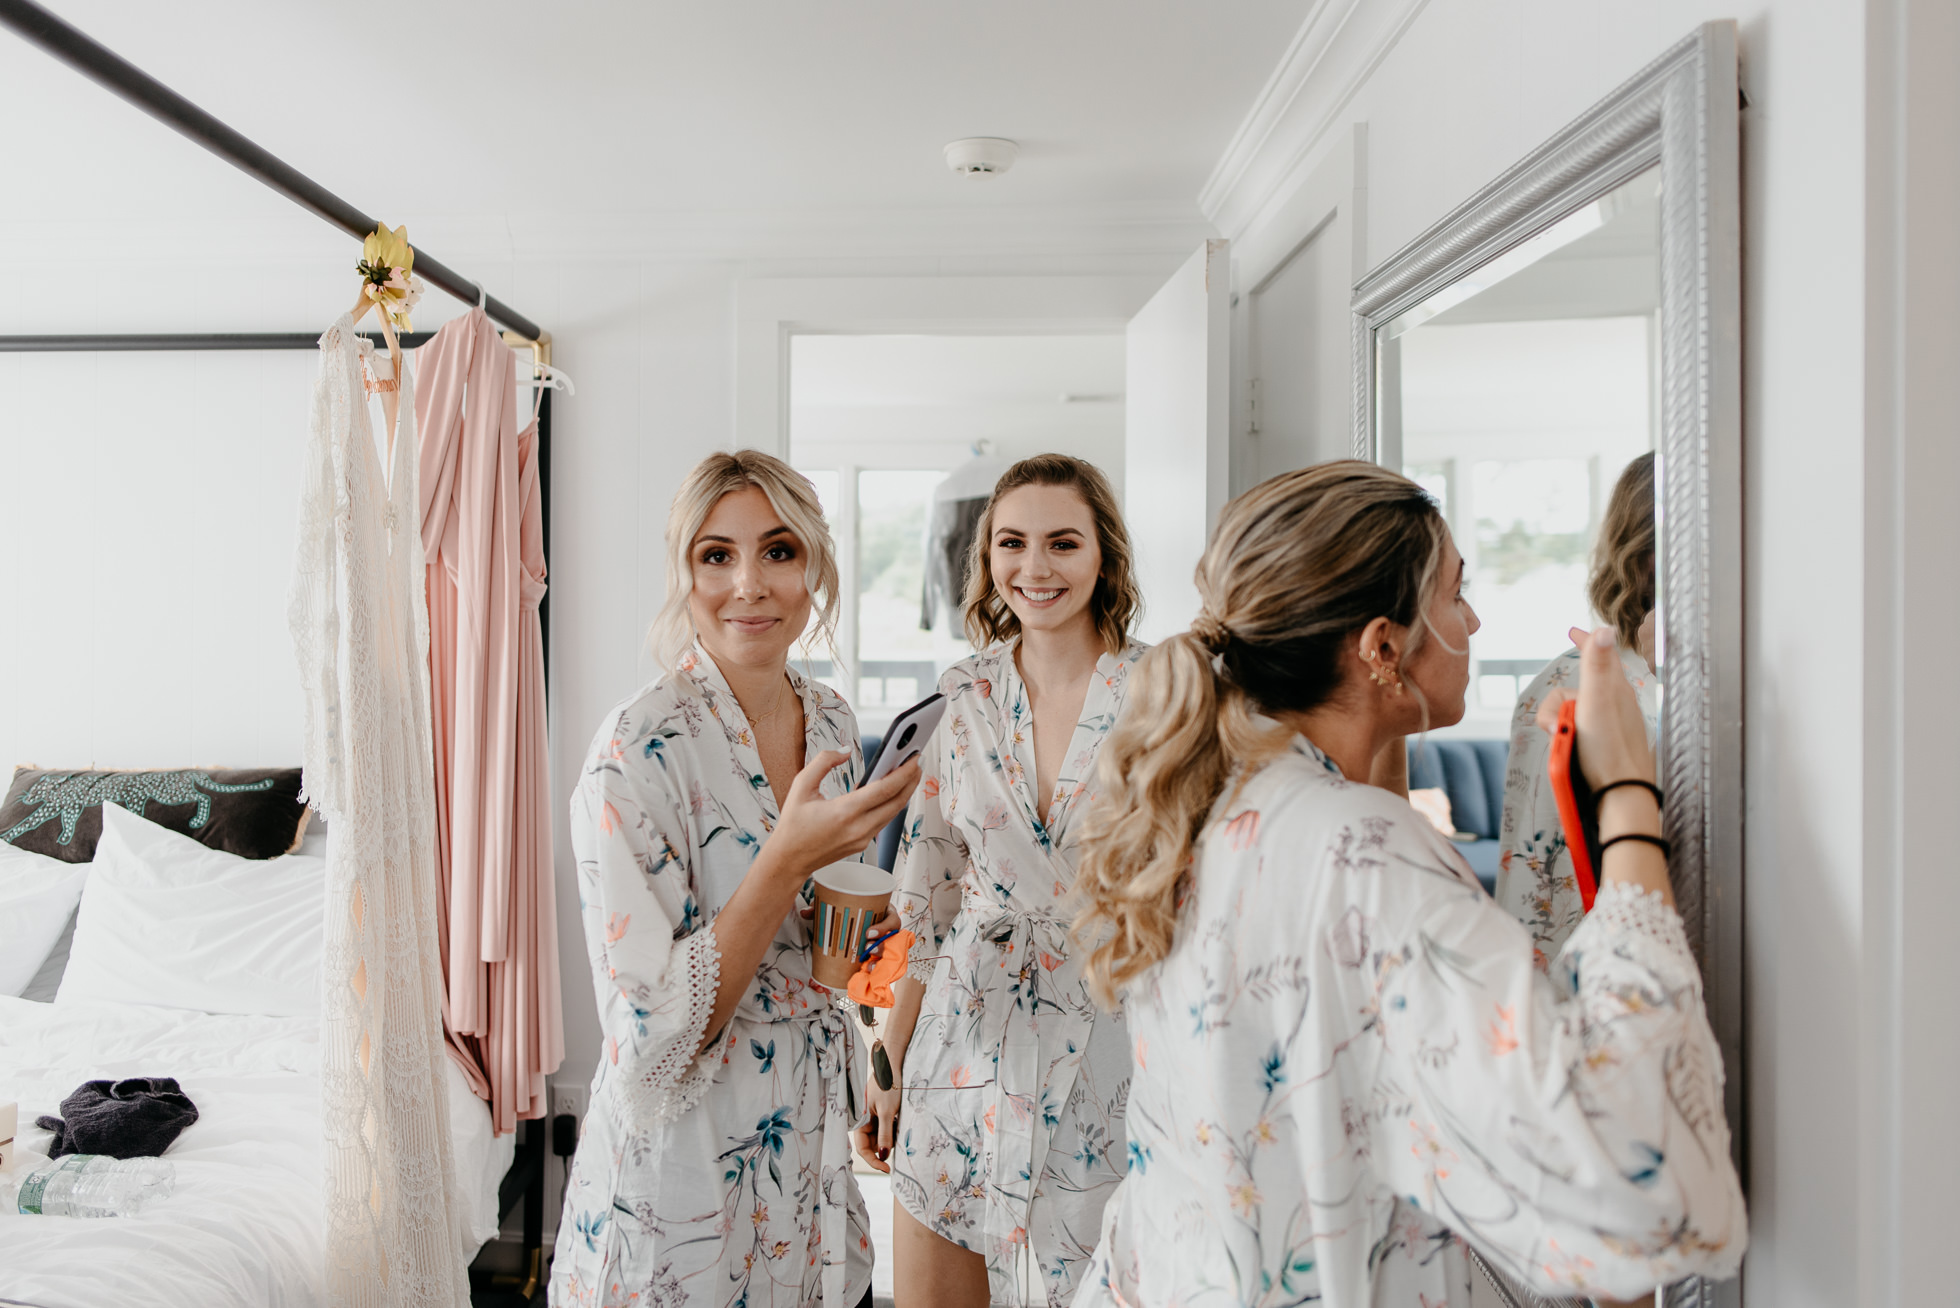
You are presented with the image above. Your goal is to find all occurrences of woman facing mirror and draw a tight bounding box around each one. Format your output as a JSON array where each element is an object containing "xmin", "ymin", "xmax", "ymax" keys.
[
  {"xmin": 553, "ymin": 451, "xmax": 919, "ymax": 1308},
  {"xmin": 1496, "ymin": 452, "xmax": 1661, "ymax": 966},
  {"xmin": 1069, "ymin": 460, "xmax": 1744, "ymax": 1306},
  {"xmin": 858, "ymin": 454, "xmax": 1147, "ymax": 1308}
]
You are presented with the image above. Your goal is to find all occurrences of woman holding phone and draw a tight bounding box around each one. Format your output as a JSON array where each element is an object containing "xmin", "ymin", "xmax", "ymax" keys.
[
  {"xmin": 1069, "ymin": 462, "xmax": 1744, "ymax": 1306},
  {"xmin": 553, "ymin": 451, "xmax": 919, "ymax": 1308},
  {"xmin": 857, "ymin": 455, "xmax": 1145, "ymax": 1307}
]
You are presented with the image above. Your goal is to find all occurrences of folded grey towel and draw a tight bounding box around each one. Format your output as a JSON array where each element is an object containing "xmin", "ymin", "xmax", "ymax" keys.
[{"xmin": 37, "ymin": 1077, "xmax": 199, "ymax": 1159}]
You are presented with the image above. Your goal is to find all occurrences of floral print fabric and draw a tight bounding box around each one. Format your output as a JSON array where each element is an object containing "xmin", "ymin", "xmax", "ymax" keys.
[
  {"xmin": 1496, "ymin": 645, "xmax": 1661, "ymax": 966},
  {"xmin": 1075, "ymin": 737, "xmax": 1745, "ymax": 1307},
  {"xmin": 890, "ymin": 640, "xmax": 1146, "ymax": 1307},
  {"xmin": 551, "ymin": 649, "xmax": 873, "ymax": 1308}
]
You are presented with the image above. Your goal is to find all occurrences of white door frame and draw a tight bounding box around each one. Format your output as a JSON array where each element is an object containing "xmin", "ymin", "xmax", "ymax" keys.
[
  {"xmin": 1228, "ymin": 124, "xmax": 1368, "ymax": 492},
  {"xmin": 734, "ymin": 275, "xmax": 1163, "ymax": 460}
]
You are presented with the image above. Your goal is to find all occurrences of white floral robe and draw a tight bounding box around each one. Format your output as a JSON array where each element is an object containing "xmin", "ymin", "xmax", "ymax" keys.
[
  {"xmin": 1075, "ymin": 737, "xmax": 1746, "ymax": 1308},
  {"xmin": 891, "ymin": 640, "xmax": 1146, "ymax": 1306},
  {"xmin": 1496, "ymin": 646, "xmax": 1662, "ymax": 967},
  {"xmin": 553, "ymin": 649, "xmax": 873, "ymax": 1308}
]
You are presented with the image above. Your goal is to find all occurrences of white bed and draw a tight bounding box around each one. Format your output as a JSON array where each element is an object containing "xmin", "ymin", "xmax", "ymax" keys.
[
  {"xmin": 0, "ymin": 995, "xmax": 513, "ymax": 1307},
  {"xmin": 0, "ymin": 806, "xmax": 515, "ymax": 1308}
]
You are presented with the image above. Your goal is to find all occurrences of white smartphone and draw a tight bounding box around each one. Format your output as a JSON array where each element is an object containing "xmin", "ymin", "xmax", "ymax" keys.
[{"xmin": 860, "ymin": 692, "xmax": 947, "ymax": 787}]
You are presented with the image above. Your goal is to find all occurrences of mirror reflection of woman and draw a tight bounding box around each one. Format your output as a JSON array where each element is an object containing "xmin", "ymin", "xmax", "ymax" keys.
[
  {"xmin": 856, "ymin": 455, "xmax": 1146, "ymax": 1308},
  {"xmin": 1070, "ymin": 461, "xmax": 1744, "ymax": 1306},
  {"xmin": 1497, "ymin": 452, "xmax": 1660, "ymax": 966},
  {"xmin": 552, "ymin": 452, "xmax": 919, "ymax": 1308}
]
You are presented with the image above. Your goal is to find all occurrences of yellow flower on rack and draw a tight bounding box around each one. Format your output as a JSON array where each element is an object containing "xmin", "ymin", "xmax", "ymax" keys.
[
  {"xmin": 361, "ymin": 222, "xmax": 413, "ymax": 277},
  {"xmin": 354, "ymin": 222, "xmax": 424, "ymax": 332}
]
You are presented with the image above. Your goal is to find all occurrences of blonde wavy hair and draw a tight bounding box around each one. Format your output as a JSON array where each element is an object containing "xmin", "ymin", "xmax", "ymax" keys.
[
  {"xmin": 647, "ymin": 450, "xmax": 840, "ymax": 671},
  {"xmin": 1588, "ymin": 452, "xmax": 1656, "ymax": 653},
  {"xmin": 1073, "ymin": 461, "xmax": 1450, "ymax": 1005},
  {"xmin": 961, "ymin": 454, "xmax": 1141, "ymax": 655}
]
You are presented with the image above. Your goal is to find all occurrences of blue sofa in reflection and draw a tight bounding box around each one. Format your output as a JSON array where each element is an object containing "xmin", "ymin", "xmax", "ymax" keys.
[
  {"xmin": 1407, "ymin": 738, "xmax": 1509, "ymax": 893},
  {"xmin": 860, "ymin": 733, "xmax": 1510, "ymax": 894}
]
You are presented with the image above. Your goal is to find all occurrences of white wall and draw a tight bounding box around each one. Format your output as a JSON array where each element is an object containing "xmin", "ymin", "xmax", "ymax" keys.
[
  {"xmin": 790, "ymin": 333, "xmax": 1128, "ymax": 488},
  {"xmin": 1218, "ymin": 2, "xmax": 1874, "ymax": 1303},
  {"xmin": 1860, "ymin": 2, "xmax": 1960, "ymax": 1304},
  {"xmin": 0, "ymin": 349, "xmax": 315, "ymax": 771}
]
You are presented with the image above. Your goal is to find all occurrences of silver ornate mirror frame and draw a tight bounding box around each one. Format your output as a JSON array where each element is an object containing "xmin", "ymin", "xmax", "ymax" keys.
[{"xmin": 1350, "ymin": 22, "xmax": 1742, "ymax": 1308}]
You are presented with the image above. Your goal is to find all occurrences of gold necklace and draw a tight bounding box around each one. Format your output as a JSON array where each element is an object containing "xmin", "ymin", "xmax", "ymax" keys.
[{"xmin": 743, "ymin": 677, "xmax": 793, "ymax": 729}]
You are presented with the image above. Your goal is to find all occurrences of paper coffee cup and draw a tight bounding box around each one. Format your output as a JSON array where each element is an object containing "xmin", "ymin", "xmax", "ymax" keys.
[{"xmin": 810, "ymin": 859, "xmax": 893, "ymax": 990}]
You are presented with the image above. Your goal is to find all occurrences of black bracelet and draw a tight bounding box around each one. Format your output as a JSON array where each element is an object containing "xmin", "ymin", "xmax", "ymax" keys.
[
  {"xmin": 1600, "ymin": 832, "xmax": 1671, "ymax": 859},
  {"xmin": 1594, "ymin": 779, "xmax": 1663, "ymax": 808}
]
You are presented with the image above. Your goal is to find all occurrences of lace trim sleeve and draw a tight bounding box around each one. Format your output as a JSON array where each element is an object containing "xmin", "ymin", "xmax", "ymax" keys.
[
  {"xmin": 1552, "ymin": 886, "xmax": 1709, "ymax": 1011},
  {"xmin": 620, "ymin": 928, "xmax": 723, "ymax": 1132},
  {"xmin": 1561, "ymin": 880, "xmax": 1735, "ymax": 1195},
  {"xmin": 906, "ymin": 949, "xmax": 940, "ymax": 986},
  {"xmin": 1566, "ymin": 880, "xmax": 1696, "ymax": 979}
]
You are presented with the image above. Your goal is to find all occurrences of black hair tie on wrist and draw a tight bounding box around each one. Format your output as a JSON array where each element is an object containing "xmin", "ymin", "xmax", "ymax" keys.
[
  {"xmin": 1600, "ymin": 832, "xmax": 1672, "ymax": 859},
  {"xmin": 1594, "ymin": 779, "xmax": 1664, "ymax": 808}
]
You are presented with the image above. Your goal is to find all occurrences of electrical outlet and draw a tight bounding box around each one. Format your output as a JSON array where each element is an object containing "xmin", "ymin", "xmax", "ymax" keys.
[{"xmin": 552, "ymin": 1083, "xmax": 587, "ymax": 1123}]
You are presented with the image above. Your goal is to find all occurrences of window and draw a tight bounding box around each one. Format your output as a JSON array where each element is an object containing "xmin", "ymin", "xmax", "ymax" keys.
[
  {"xmin": 789, "ymin": 464, "xmax": 976, "ymax": 731},
  {"xmin": 787, "ymin": 332, "xmax": 1126, "ymax": 731}
]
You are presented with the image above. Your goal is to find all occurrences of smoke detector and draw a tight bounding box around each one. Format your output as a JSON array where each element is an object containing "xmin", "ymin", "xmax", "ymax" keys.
[{"xmin": 944, "ymin": 137, "xmax": 1020, "ymax": 177}]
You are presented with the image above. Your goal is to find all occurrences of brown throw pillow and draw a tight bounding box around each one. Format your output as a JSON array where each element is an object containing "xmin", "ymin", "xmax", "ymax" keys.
[{"xmin": 0, "ymin": 767, "xmax": 307, "ymax": 863}]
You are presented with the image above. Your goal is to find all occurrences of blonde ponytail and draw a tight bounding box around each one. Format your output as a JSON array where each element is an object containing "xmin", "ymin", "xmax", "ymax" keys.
[
  {"xmin": 1074, "ymin": 631, "xmax": 1285, "ymax": 1005},
  {"xmin": 1073, "ymin": 461, "xmax": 1449, "ymax": 1005}
]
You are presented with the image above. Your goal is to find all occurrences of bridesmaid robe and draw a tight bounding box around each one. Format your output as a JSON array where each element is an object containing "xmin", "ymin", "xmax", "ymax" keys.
[
  {"xmin": 416, "ymin": 306, "xmax": 563, "ymax": 1131},
  {"xmin": 890, "ymin": 639, "xmax": 1146, "ymax": 1306},
  {"xmin": 552, "ymin": 649, "xmax": 873, "ymax": 1308},
  {"xmin": 1075, "ymin": 736, "xmax": 1745, "ymax": 1307}
]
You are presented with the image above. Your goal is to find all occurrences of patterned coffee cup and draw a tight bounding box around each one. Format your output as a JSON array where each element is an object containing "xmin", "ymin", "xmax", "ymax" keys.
[{"xmin": 810, "ymin": 859, "xmax": 893, "ymax": 990}]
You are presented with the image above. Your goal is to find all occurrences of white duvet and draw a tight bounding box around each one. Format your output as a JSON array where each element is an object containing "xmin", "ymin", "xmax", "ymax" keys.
[{"xmin": 0, "ymin": 995, "xmax": 513, "ymax": 1308}]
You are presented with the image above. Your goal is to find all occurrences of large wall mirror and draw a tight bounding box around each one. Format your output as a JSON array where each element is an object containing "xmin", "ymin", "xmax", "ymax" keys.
[{"xmin": 1353, "ymin": 23, "xmax": 1741, "ymax": 1308}]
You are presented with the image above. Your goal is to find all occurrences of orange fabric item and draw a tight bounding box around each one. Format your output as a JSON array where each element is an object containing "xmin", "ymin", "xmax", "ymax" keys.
[
  {"xmin": 848, "ymin": 931, "xmax": 916, "ymax": 1009},
  {"xmin": 415, "ymin": 309, "xmax": 564, "ymax": 1134}
]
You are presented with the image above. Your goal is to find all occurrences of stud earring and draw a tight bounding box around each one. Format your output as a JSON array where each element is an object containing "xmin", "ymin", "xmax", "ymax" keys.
[{"xmin": 1367, "ymin": 650, "xmax": 1403, "ymax": 693}]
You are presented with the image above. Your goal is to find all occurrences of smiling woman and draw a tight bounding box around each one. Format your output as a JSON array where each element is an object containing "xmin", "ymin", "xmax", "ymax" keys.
[
  {"xmin": 555, "ymin": 449, "xmax": 920, "ymax": 1308},
  {"xmin": 862, "ymin": 453, "xmax": 1147, "ymax": 1308}
]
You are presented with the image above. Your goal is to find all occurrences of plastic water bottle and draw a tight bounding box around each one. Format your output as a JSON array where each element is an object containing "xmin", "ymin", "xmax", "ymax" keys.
[{"xmin": 14, "ymin": 1154, "xmax": 175, "ymax": 1217}]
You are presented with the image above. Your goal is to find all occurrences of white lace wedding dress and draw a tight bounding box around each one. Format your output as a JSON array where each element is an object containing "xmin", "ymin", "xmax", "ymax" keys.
[{"xmin": 290, "ymin": 314, "xmax": 469, "ymax": 1307}]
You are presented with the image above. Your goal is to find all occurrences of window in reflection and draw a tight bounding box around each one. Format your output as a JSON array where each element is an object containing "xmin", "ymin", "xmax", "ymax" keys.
[{"xmin": 1399, "ymin": 311, "xmax": 1654, "ymax": 733}]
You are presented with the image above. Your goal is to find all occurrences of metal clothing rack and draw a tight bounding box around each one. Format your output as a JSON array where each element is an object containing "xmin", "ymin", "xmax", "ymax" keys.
[
  {"xmin": 0, "ymin": 0, "xmax": 558, "ymax": 666},
  {"xmin": 0, "ymin": 0, "xmax": 544, "ymax": 343},
  {"xmin": 0, "ymin": 0, "xmax": 558, "ymax": 1295}
]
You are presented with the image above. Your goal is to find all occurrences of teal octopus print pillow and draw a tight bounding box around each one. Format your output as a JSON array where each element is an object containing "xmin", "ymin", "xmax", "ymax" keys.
[{"xmin": 0, "ymin": 767, "xmax": 307, "ymax": 863}]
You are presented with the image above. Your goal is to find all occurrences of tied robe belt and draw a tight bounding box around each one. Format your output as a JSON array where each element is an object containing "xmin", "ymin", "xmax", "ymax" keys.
[
  {"xmin": 964, "ymin": 908, "xmax": 1098, "ymax": 1260},
  {"xmin": 732, "ymin": 999, "xmax": 863, "ymax": 1308}
]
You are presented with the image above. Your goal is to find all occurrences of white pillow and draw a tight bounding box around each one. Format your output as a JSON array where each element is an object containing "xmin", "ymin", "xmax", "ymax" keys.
[
  {"xmin": 0, "ymin": 842, "xmax": 89, "ymax": 996},
  {"xmin": 58, "ymin": 802, "xmax": 325, "ymax": 1017}
]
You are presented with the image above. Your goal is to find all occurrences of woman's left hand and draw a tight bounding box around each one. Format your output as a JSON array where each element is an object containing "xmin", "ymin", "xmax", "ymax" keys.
[{"xmin": 857, "ymin": 909, "xmax": 901, "ymax": 959}]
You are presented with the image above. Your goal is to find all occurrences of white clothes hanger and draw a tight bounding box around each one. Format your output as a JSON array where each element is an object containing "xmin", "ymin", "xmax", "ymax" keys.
[
  {"xmin": 936, "ymin": 439, "xmax": 1008, "ymax": 502},
  {"xmin": 526, "ymin": 364, "xmax": 576, "ymax": 396}
]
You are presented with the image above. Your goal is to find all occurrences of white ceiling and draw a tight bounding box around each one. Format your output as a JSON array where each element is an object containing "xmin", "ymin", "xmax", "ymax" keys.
[{"xmin": 2, "ymin": 0, "xmax": 1307, "ymax": 262}]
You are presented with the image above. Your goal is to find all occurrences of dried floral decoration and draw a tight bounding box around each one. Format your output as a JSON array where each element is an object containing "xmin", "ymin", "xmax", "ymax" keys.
[{"xmin": 354, "ymin": 223, "xmax": 423, "ymax": 332}]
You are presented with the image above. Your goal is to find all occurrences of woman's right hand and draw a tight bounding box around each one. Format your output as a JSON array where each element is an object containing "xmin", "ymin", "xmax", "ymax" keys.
[{"xmin": 762, "ymin": 750, "xmax": 921, "ymax": 887}]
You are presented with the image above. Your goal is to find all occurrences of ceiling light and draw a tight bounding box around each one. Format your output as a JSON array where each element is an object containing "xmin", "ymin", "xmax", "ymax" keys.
[{"xmin": 944, "ymin": 138, "xmax": 1020, "ymax": 177}]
